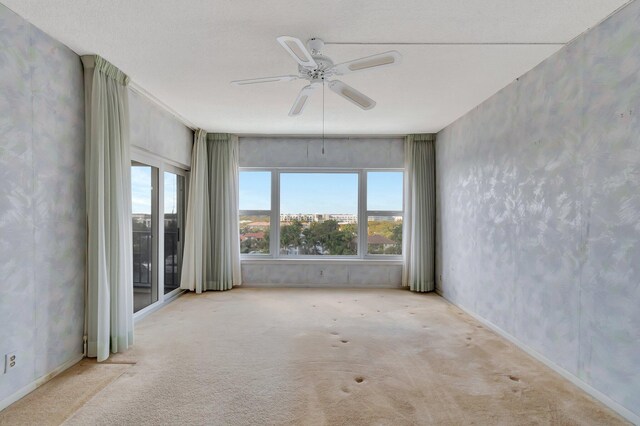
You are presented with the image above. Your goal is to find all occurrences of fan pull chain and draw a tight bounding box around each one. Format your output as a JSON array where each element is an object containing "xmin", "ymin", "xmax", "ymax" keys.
[{"xmin": 322, "ymin": 80, "xmax": 325, "ymax": 155}]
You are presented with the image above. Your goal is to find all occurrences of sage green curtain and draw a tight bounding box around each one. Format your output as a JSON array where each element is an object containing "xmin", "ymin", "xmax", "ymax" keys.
[
  {"xmin": 207, "ymin": 133, "xmax": 241, "ymax": 290},
  {"xmin": 180, "ymin": 132, "xmax": 241, "ymax": 292},
  {"xmin": 83, "ymin": 55, "xmax": 134, "ymax": 361},
  {"xmin": 180, "ymin": 130, "xmax": 210, "ymax": 293},
  {"xmin": 403, "ymin": 134, "xmax": 436, "ymax": 292}
]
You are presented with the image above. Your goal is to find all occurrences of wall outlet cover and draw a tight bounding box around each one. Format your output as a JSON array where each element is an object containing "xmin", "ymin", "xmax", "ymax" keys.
[{"xmin": 4, "ymin": 352, "xmax": 16, "ymax": 374}]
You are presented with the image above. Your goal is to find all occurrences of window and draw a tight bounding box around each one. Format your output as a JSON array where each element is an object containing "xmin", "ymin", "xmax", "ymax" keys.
[
  {"xmin": 366, "ymin": 172, "xmax": 403, "ymax": 255},
  {"xmin": 280, "ymin": 173, "xmax": 358, "ymax": 256},
  {"xmin": 239, "ymin": 171, "xmax": 271, "ymax": 254},
  {"xmin": 132, "ymin": 162, "xmax": 158, "ymax": 312},
  {"xmin": 239, "ymin": 169, "xmax": 403, "ymax": 259}
]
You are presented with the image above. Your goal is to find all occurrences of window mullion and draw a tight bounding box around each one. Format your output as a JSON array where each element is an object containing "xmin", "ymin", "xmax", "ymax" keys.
[
  {"xmin": 359, "ymin": 170, "xmax": 367, "ymax": 258},
  {"xmin": 272, "ymin": 169, "xmax": 280, "ymax": 259}
]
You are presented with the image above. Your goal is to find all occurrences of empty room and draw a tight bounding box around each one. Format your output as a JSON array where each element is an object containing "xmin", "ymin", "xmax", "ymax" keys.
[{"xmin": 0, "ymin": 0, "xmax": 639, "ymax": 424}]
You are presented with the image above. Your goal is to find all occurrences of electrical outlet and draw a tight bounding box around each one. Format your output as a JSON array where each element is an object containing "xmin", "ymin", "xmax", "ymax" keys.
[{"xmin": 4, "ymin": 352, "xmax": 16, "ymax": 374}]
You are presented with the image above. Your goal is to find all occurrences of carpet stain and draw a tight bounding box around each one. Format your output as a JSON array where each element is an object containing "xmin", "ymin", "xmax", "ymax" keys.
[
  {"xmin": 354, "ymin": 376, "xmax": 365, "ymax": 384},
  {"xmin": 508, "ymin": 375, "xmax": 521, "ymax": 382}
]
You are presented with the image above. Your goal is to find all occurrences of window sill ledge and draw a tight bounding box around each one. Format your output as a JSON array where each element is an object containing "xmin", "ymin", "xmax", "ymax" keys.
[{"xmin": 241, "ymin": 257, "xmax": 403, "ymax": 266}]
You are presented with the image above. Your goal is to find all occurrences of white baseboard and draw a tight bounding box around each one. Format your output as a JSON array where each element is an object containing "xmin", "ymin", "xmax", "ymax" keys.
[
  {"xmin": 0, "ymin": 353, "xmax": 84, "ymax": 412},
  {"xmin": 436, "ymin": 290, "xmax": 639, "ymax": 425}
]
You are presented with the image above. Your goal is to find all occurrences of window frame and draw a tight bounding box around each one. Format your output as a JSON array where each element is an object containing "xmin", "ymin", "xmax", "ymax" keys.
[
  {"xmin": 239, "ymin": 167, "xmax": 404, "ymax": 261},
  {"xmin": 364, "ymin": 171, "xmax": 404, "ymax": 258}
]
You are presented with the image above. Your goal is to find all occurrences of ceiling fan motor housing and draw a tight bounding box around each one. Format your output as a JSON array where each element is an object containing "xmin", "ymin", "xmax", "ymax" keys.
[
  {"xmin": 307, "ymin": 37, "xmax": 325, "ymax": 55},
  {"xmin": 301, "ymin": 39, "xmax": 334, "ymax": 82}
]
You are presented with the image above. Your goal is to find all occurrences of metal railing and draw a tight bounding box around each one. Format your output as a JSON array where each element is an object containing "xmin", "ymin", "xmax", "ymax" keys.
[{"xmin": 132, "ymin": 230, "xmax": 180, "ymax": 289}]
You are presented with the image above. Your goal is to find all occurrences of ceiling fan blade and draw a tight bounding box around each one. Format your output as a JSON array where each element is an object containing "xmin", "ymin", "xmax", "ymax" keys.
[
  {"xmin": 289, "ymin": 84, "xmax": 318, "ymax": 116},
  {"xmin": 230, "ymin": 75, "xmax": 299, "ymax": 86},
  {"xmin": 331, "ymin": 51, "xmax": 402, "ymax": 75},
  {"xmin": 277, "ymin": 36, "xmax": 318, "ymax": 69},
  {"xmin": 328, "ymin": 80, "xmax": 376, "ymax": 110}
]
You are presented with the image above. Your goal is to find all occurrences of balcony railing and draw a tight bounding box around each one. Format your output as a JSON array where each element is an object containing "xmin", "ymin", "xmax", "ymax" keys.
[{"xmin": 132, "ymin": 230, "xmax": 180, "ymax": 289}]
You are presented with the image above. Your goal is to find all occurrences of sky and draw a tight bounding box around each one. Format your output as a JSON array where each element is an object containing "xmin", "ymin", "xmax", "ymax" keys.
[
  {"xmin": 131, "ymin": 166, "xmax": 179, "ymax": 214},
  {"xmin": 240, "ymin": 171, "xmax": 403, "ymax": 213},
  {"xmin": 134, "ymin": 168, "xmax": 403, "ymax": 215}
]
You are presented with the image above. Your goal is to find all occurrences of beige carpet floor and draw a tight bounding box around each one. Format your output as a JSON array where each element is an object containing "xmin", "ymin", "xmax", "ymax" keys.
[
  {"xmin": 0, "ymin": 359, "xmax": 131, "ymax": 425},
  {"xmin": 3, "ymin": 288, "xmax": 629, "ymax": 425}
]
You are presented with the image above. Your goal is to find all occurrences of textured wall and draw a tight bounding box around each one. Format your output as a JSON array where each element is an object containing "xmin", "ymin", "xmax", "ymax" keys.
[
  {"xmin": 242, "ymin": 262, "xmax": 402, "ymax": 288},
  {"xmin": 239, "ymin": 137, "xmax": 403, "ymax": 168},
  {"xmin": 129, "ymin": 89, "xmax": 192, "ymax": 167},
  {"xmin": 0, "ymin": 4, "xmax": 85, "ymax": 404},
  {"xmin": 436, "ymin": 1, "xmax": 640, "ymax": 419}
]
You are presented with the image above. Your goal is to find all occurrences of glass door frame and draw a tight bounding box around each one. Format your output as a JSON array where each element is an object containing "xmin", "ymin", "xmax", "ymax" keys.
[{"xmin": 131, "ymin": 149, "xmax": 189, "ymax": 320}]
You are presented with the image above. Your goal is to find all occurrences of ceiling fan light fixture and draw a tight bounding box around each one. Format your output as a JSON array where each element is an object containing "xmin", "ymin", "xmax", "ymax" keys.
[{"xmin": 232, "ymin": 37, "xmax": 401, "ymax": 115}]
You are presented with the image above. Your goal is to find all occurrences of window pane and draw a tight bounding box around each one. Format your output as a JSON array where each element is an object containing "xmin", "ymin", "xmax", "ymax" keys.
[
  {"xmin": 368, "ymin": 215, "xmax": 403, "ymax": 255},
  {"xmin": 164, "ymin": 172, "xmax": 185, "ymax": 294},
  {"xmin": 367, "ymin": 171, "xmax": 403, "ymax": 211},
  {"xmin": 240, "ymin": 171, "xmax": 271, "ymax": 210},
  {"xmin": 280, "ymin": 173, "xmax": 358, "ymax": 256},
  {"xmin": 132, "ymin": 163, "xmax": 158, "ymax": 312},
  {"xmin": 240, "ymin": 215, "xmax": 270, "ymax": 254}
]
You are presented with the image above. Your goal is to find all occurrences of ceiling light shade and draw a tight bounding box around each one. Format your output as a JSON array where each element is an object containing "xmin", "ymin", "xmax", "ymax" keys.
[
  {"xmin": 328, "ymin": 80, "xmax": 376, "ymax": 110},
  {"xmin": 332, "ymin": 51, "xmax": 402, "ymax": 75}
]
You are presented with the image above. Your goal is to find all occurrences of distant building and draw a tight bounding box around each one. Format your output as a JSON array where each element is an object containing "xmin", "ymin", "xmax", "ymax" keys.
[
  {"xmin": 368, "ymin": 234, "xmax": 397, "ymax": 252},
  {"xmin": 368, "ymin": 216, "xmax": 403, "ymax": 222},
  {"xmin": 240, "ymin": 232, "xmax": 265, "ymax": 242},
  {"xmin": 247, "ymin": 221, "xmax": 270, "ymax": 228}
]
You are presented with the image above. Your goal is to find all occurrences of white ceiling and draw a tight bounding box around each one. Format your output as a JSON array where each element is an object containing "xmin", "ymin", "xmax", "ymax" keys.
[{"xmin": 2, "ymin": 0, "xmax": 631, "ymax": 134}]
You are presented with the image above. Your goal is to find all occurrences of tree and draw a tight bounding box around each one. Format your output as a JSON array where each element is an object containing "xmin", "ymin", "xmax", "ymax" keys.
[
  {"xmin": 303, "ymin": 220, "xmax": 357, "ymax": 255},
  {"xmin": 280, "ymin": 220, "xmax": 304, "ymax": 251}
]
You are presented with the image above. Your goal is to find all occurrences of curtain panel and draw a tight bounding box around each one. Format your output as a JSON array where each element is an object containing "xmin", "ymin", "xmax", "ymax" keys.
[
  {"xmin": 82, "ymin": 55, "xmax": 134, "ymax": 361},
  {"xmin": 403, "ymin": 134, "xmax": 437, "ymax": 292},
  {"xmin": 180, "ymin": 132, "xmax": 241, "ymax": 292}
]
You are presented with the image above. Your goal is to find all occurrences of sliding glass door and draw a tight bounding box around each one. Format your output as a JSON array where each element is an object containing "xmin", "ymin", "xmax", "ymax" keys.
[
  {"xmin": 131, "ymin": 162, "xmax": 159, "ymax": 313},
  {"xmin": 164, "ymin": 172, "xmax": 185, "ymax": 294},
  {"xmin": 131, "ymin": 157, "xmax": 187, "ymax": 316}
]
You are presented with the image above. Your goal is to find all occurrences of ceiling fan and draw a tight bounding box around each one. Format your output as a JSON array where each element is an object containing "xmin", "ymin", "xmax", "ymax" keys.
[{"xmin": 231, "ymin": 36, "xmax": 401, "ymax": 116}]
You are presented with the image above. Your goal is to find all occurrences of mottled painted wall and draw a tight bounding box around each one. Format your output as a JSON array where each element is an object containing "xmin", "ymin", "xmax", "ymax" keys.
[
  {"xmin": 129, "ymin": 89, "xmax": 192, "ymax": 167},
  {"xmin": 0, "ymin": 4, "xmax": 85, "ymax": 404},
  {"xmin": 242, "ymin": 262, "xmax": 402, "ymax": 288},
  {"xmin": 239, "ymin": 137, "xmax": 403, "ymax": 168},
  {"xmin": 436, "ymin": 1, "xmax": 640, "ymax": 419}
]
